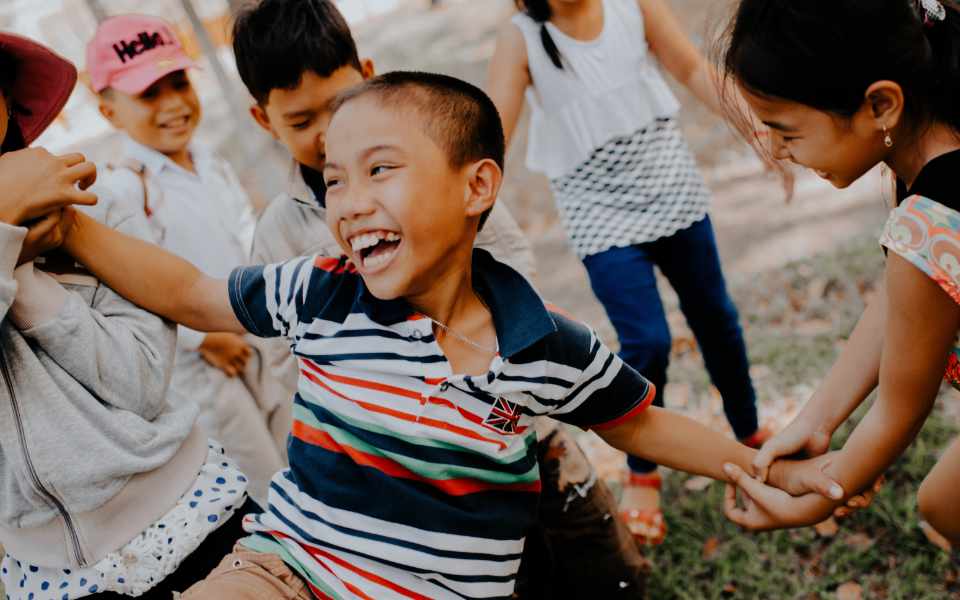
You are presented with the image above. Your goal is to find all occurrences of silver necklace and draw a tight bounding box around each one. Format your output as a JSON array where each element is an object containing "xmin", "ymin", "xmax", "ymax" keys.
[
  {"xmin": 428, "ymin": 317, "xmax": 498, "ymax": 354},
  {"xmin": 422, "ymin": 294, "xmax": 498, "ymax": 354}
]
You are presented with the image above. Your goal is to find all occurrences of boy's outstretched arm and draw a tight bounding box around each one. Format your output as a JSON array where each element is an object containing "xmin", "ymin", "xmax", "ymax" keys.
[
  {"xmin": 596, "ymin": 405, "xmax": 843, "ymax": 503},
  {"xmin": 63, "ymin": 209, "xmax": 244, "ymax": 333}
]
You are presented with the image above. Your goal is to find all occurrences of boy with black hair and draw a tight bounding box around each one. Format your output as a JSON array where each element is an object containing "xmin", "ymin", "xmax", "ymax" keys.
[
  {"xmin": 233, "ymin": 0, "xmax": 534, "ymax": 272},
  {"xmin": 57, "ymin": 71, "xmax": 836, "ymax": 599},
  {"xmin": 230, "ymin": 3, "xmax": 648, "ymax": 594}
]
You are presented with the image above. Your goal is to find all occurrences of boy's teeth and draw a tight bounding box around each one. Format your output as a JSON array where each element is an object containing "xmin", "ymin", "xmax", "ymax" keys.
[
  {"xmin": 363, "ymin": 247, "xmax": 396, "ymax": 269},
  {"xmin": 349, "ymin": 231, "xmax": 401, "ymax": 252}
]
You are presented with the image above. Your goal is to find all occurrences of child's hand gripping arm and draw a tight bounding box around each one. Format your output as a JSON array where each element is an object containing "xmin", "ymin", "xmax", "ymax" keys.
[
  {"xmin": 62, "ymin": 209, "xmax": 243, "ymax": 334},
  {"xmin": 726, "ymin": 255, "xmax": 960, "ymax": 530}
]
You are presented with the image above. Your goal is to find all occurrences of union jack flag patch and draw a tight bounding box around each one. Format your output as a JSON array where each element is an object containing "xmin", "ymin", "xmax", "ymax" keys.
[{"xmin": 483, "ymin": 397, "xmax": 523, "ymax": 434}]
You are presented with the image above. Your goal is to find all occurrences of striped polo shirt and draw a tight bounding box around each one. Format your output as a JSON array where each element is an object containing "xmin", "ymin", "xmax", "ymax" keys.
[{"xmin": 228, "ymin": 249, "xmax": 654, "ymax": 599}]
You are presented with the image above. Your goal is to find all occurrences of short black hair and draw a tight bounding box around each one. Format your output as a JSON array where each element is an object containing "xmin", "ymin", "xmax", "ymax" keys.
[
  {"xmin": 332, "ymin": 72, "xmax": 505, "ymax": 228},
  {"xmin": 232, "ymin": 0, "xmax": 362, "ymax": 105}
]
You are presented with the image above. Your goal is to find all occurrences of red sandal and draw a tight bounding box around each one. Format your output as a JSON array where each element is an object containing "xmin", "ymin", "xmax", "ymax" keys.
[
  {"xmin": 619, "ymin": 472, "xmax": 667, "ymax": 546},
  {"xmin": 740, "ymin": 426, "xmax": 774, "ymax": 450}
]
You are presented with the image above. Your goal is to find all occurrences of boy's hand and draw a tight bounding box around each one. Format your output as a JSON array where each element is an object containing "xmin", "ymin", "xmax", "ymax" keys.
[
  {"xmin": 723, "ymin": 463, "xmax": 833, "ymax": 530},
  {"xmin": 199, "ymin": 332, "xmax": 252, "ymax": 377},
  {"xmin": 0, "ymin": 149, "xmax": 97, "ymax": 225},
  {"xmin": 766, "ymin": 453, "xmax": 845, "ymax": 501},
  {"xmin": 17, "ymin": 209, "xmax": 71, "ymax": 266},
  {"xmin": 753, "ymin": 412, "xmax": 833, "ymax": 482},
  {"xmin": 833, "ymin": 476, "xmax": 884, "ymax": 519}
]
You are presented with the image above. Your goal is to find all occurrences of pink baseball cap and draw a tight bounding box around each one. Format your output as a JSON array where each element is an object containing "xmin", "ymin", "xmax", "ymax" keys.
[
  {"xmin": 86, "ymin": 14, "xmax": 196, "ymax": 95},
  {"xmin": 0, "ymin": 32, "xmax": 77, "ymax": 147}
]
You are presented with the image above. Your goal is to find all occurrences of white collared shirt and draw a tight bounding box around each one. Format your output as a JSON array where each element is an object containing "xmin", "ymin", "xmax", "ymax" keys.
[{"xmin": 97, "ymin": 136, "xmax": 256, "ymax": 349}]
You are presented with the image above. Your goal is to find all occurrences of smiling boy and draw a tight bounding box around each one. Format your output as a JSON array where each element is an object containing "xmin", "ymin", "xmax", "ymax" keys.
[
  {"xmin": 87, "ymin": 14, "xmax": 285, "ymax": 502},
  {"xmin": 58, "ymin": 72, "xmax": 836, "ymax": 599}
]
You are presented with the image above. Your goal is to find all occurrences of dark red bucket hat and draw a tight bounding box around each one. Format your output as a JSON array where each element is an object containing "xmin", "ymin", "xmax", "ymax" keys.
[{"xmin": 0, "ymin": 31, "xmax": 77, "ymax": 146}]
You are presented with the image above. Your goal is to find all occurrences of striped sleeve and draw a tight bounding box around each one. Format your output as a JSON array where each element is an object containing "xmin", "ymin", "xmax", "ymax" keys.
[
  {"xmin": 545, "ymin": 314, "xmax": 656, "ymax": 429},
  {"xmin": 228, "ymin": 255, "xmax": 318, "ymax": 339}
]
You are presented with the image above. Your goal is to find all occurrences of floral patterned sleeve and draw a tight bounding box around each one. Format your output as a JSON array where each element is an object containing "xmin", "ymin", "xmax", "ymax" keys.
[{"xmin": 879, "ymin": 195, "xmax": 960, "ymax": 387}]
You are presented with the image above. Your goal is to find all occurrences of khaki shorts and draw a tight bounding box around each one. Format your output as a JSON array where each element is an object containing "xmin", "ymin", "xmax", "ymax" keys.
[{"xmin": 178, "ymin": 544, "xmax": 312, "ymax": 600}]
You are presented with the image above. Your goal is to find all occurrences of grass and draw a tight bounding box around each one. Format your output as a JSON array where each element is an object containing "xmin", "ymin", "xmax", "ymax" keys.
[{"xmin": 645, "ymin": 236, "xmax": 960, "ymax": 599}]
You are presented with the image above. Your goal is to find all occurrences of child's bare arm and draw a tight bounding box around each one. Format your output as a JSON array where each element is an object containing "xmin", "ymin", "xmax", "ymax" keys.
[
  {"xmin": 753, "ymin": 285, "xmax": 886, "ymax": 480},
  {"xmin": 485, "ymin": 23, "xmax": 532, "ymax": 148},
  {"xmin": 638, "ymin": 0, "xmax": 718, "ymax": 108},
  {"xmin": 598, "ymin": 405, "xmax": 754, "ymax": 480},
  {"xmin": 596, "ymin": 405, "xmax": 842, "ymax": 498},
  {"xmin": 727, "ymin": 255, "xmax": 960, "ymax": 530},
  {"xmin": 62, "ymin": 209, "xmax": 243, "ymax": 333},
  {"xmin": 819, "ymin": 255, "xmax": 959, "ymax": 499}
]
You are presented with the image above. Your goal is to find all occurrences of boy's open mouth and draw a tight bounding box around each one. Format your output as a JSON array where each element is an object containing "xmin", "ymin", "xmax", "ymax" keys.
[
  {"xmin": 159, "ymin": 115, "xmax": 191, "ymax": 130},
  {"xmin": 349, "ymin": 230, "xmax": 403, "ymax": 270}
]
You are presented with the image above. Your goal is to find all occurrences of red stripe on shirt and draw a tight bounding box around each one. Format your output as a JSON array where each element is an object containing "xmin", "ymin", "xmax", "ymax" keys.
[
  {"xmin": 590, "ymin": 382, "xmax": 656, "ymax": 431},
  {"xmin": 300, "ymin": 360, "xmax": 526, "ymax": 442},
  {"xmin": 273, "ymin": 530, "xmax": 429, "ymax": 600},
  {"xmin": 314, "ymin": 256, "xmax": 355, "ymax": 274},
  {"xmin": 300, "ymin": 367, "xmax": 509, "ymax": 450},
  {"xmin": 291, "ymin": 419, "xmax": 539, "ymax": 495}
]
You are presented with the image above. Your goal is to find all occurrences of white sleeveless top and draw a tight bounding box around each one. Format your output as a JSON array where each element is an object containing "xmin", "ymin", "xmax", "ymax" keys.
[{"xmin": 512, "ymin": 0, "xmax": 680, "ymax": 179}]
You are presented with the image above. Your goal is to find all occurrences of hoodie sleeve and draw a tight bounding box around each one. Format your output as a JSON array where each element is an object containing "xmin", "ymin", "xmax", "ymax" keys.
[
  {"xmin": 14, "ymin": 200, "xmax": 176, "ymax": 420},
  {"xmin": 0, "ymin": 222, "xmax": 27, "ymax": 321}
]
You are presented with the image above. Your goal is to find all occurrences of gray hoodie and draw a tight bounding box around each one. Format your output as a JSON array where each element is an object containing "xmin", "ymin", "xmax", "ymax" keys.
[{"xmin": 0, "ymin": 195, "xmax": 203, "ymax": 569}]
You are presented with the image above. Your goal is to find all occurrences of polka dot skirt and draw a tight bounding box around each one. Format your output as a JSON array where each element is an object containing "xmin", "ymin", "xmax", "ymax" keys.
[{"xmin": 1, "ymin": 440, "xmax": 248, "ymax": 599}]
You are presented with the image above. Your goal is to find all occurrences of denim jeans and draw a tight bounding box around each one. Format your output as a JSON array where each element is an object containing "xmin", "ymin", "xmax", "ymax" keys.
[{"xmin": 582, "ymin": 216, "xmax": 758, "ymax": 474}]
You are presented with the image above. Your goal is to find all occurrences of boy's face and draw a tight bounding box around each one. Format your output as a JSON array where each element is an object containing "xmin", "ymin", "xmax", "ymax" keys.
[
  {"xmin": 322, "ymin": 95, "xmax": 498, "ymax": 301},
  {"xmin": 99, "ymin": 70, "xmax": 200, "ymax": 156},
  {"xmin": 251, "ymin": 62, "xmax": 373, "ymax": 173}
]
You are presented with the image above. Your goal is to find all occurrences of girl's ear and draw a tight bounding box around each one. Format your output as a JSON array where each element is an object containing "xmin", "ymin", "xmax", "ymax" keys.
[{"xmin": 864, "ymin": 80, "xmax": 905, "ymax": 130}]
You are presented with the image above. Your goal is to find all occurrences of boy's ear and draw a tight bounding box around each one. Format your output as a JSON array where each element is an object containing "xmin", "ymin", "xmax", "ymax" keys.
[
  {"xmin": 361, "ymin": 58, "xmax": 376, "ymax": 80},
  {"xmin": 250, "ymin": 103, "xmax": 279, "ymax": 140},
  {"xmin": 463, "ymin": 159, "xmax": 501, "ymax": 222},
  {"xmin": 97, "ymin": 97, "xmax": 119, "ymax": 127}
]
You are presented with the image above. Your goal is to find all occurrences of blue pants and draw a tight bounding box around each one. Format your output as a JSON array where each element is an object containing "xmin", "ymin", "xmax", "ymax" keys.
[{"xmin": 582, "ymin": 216, "xmax": 758, "ymax": 474}]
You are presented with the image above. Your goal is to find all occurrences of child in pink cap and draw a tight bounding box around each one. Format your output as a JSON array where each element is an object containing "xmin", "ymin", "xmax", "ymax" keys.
[
  {"xmin": 87, "ymin": 14, "xmax": 288, "ymax": 506},
  {"xmin": 0, "ymin": 31, "xmax": 257, "ymax": 600}
]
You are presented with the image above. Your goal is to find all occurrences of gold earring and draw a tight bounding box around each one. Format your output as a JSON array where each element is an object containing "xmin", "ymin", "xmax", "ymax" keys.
[{"xmin": 883, "ymin": 125, "xmax": 894, "ymax": 148}]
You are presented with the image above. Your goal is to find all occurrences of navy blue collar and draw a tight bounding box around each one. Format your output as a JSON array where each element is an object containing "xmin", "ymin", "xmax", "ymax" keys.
[{"xmin": 356, "ymin": 249, "xmax": 557, "ymax": 358}]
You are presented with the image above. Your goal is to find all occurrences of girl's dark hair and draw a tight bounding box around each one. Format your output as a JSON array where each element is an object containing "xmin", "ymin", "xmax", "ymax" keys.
[
  {"xmin": 515, "ymin": 0, "xmax": 565, "ymax": 69},
  {"xmin": 0, "ymin": 51, "xmax": 24, "ymax": 153},
  {"xmin": 0, "ymin": 50, "xmax": 15, "ymax": 97},
  {"xmin": 723, "ymin": 0, "xmax": 960, "ymax": 135}
]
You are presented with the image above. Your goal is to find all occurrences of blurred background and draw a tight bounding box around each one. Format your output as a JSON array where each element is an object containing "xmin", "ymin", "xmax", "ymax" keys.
[{"xmin": 8, "ymin": 1, "xmax": 958, "ymax": 598}]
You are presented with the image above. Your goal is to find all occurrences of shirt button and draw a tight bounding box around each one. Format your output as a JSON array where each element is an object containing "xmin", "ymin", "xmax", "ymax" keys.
[
  {"xmin": 440, "ymin": 382, "xmax": 450, "ymax": 392},
  {"xmin": 411, "ymin": 330, "xmax": 423, "ymax": 340}
]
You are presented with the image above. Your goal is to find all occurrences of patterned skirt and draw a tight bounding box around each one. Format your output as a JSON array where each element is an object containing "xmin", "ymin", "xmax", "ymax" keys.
[{"xmin": 549, "ymin": 118, "xmax": 710, "ymax": 260}]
